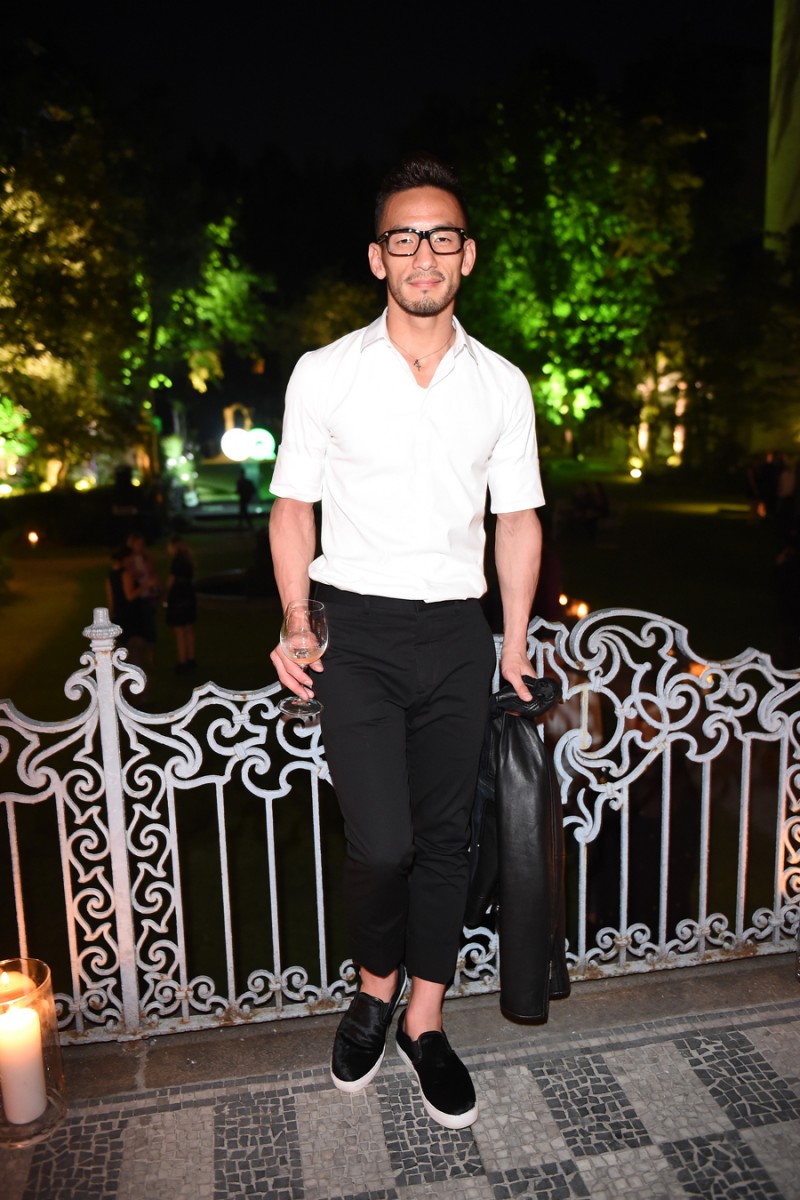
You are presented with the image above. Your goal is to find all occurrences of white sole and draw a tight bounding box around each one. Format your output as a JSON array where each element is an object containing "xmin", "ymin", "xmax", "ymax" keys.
[
  {"xmin": 396, "ymin": 1042, "xmax": 479, "ymax": 1129},
  {"xmin": 330, "ymin": 1047, "xmax": 385, "ymax": 1093}
]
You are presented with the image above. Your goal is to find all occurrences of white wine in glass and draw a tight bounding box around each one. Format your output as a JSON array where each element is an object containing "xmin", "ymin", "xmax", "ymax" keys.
[{"xmin": 278, "ymin": 599, "xmax": 329, "ymax": 718}]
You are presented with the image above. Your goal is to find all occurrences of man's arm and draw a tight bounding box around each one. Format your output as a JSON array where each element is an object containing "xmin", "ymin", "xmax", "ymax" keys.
[
  {"xmin": 494, "ymin": 507, "xmax": 542, "ymax": 702},
  {"xmin": 268, "ymin": 496, "xmax": 323, "ymax": 698}
]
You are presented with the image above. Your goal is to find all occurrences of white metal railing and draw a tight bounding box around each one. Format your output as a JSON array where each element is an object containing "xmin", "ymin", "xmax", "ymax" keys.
[{"xmin": 1, "ymin": 607, "xmax": 797, "ymax": 1043}]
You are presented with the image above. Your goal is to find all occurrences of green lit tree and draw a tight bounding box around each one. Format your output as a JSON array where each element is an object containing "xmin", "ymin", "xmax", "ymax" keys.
[
  {"xmin": 0, "ymin": 41, "xmax": 275, "ymax": 483},
  {"xmin": 459, "ymin": 94, "xmax": 701, "ymax": 452},
  {"xmin": 123, "ymin": 214, "xmax": 275, "ymax": 446},
  {"xmin": 0, "ymin": 100, "xmax": 142, "ymax": 480}
]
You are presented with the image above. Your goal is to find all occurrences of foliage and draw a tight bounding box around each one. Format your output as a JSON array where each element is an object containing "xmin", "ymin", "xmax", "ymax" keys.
[
  {"xmin": 0, "ymin": 394, "xmax": 36, "ymax": 465},
  {"xmin": 0, "ymin": 44, "xmax": 275, "ymax": 481},
  {"xmin": 677, "ymin": 228, "xmax": 800, "ymax": 463},
  {"xmin": 0, "ymin": 104, "xmax": 142, "ymax": 477},
  {"xmin": 124, "ymin": 214, "xmax": 275, "ymax": 401},
  {"xmin": 261, "ymin": 276, "xmax": 382, "ymax": 385},
  {"xmin": 458, "ymin": 93, "xmax": 702, "ymax": 443},
  {"xmin": 288, "ymin": 277, "xmax": 381, "ymax": 353}
]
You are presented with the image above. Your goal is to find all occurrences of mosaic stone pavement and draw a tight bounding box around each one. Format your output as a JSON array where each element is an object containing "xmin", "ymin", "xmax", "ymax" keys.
[{"xmin": 3, "ymin": 997, "xmax": 799, "ymax": 1200}]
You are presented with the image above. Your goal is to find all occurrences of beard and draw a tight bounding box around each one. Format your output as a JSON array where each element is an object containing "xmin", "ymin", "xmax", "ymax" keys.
[{"xmin": 386, "ymin": 271, "xmax": 460, "ymax": 317}]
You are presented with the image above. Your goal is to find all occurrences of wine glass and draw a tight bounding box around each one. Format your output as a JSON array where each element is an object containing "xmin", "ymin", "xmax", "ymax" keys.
[{"xmin": 278, "ymin": 599, "xmax": 329, "ymax": 718}]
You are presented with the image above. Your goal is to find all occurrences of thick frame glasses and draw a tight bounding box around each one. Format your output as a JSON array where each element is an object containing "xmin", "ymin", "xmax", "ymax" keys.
[{"xmin": 377, "ymin": 227, "xmax": 468, "ymax": 256}]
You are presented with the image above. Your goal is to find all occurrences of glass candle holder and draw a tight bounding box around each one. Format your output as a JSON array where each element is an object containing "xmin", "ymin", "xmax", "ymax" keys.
[{"xmin": 0, "ymin": 958, "xmax": 67, "ymax": 1147}]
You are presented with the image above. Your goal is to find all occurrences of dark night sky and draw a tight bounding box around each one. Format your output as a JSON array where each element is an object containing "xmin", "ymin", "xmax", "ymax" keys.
[{"xmin": 9, "ymin": 1, "xmax": 774, "ymax": 165}]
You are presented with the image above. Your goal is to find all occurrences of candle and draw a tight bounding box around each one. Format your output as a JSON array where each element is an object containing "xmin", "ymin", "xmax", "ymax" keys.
[
  {"xmin": 0, "ymin": 1006, "xmax": 48, "ymax": 1124},
  {"xmin": 0, "ymin": 971, "xmax": 35, "ymax": 1003}
]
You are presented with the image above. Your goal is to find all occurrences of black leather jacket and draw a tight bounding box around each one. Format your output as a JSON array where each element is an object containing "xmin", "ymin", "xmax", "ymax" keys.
[{"xmin": 466, "ymin": 677, "xmax": 570, "ymax": 1022}]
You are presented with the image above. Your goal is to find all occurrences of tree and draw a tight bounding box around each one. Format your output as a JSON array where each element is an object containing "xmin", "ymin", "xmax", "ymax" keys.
[
  {"xmin": 458, "ymin": 92, "xmax": 701, "ymax": 452},
  {"xmin": 123, "ymin": 214, "xmax": 275, "ymax": 449},
  {"xmin": 678, "ymin": 228, "xmax": 800, "ymax": 465},
  {"xmin": 0, "ymin": 41, "xmax": 275, "ymax": 482},
  {"xmin": 0, "ymin": 103, "xmax": 142, "ymax": 479}
]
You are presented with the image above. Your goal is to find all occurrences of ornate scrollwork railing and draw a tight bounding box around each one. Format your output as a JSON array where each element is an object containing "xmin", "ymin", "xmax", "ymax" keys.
[{"xmin": 0, "ymin": 606, "xmax": 797, "ymax": 1042}]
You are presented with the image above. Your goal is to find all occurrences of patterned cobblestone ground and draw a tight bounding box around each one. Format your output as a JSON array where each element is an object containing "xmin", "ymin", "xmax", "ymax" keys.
[{"xmin": 2, "ymin": 996, "xmax": 799, "ymax": 1199}]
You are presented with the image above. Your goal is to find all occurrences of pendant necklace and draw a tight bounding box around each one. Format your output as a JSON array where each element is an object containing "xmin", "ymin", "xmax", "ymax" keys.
[{"xmin": 390, "ymin": 328, "xmax": 454, "ymax": 372}]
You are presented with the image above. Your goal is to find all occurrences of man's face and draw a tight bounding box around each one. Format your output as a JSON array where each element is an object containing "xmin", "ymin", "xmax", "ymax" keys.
[{"xmin": 368, "ymin": 186, "xmax": 476, "ymax": 318}]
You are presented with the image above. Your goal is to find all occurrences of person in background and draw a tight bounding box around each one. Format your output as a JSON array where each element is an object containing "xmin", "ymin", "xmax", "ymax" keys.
[
  {"xmin": 106, "ymin": 545, "xmax": 142, "ymax": 645},
  {"xmin": 236, "ymin": 469, "xmax": 257, "ymax": 529},
  {"xmin": 127, "ymin": 531, "xmax": 160, "ymax": 666},
  {"xmin": 165, "ymin": 535, "xmax": 197, "ymax": 674}
]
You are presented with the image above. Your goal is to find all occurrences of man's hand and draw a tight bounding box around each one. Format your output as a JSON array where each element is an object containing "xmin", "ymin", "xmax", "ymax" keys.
[
  {"xmin": 500, "ymin": 645, "xmax": 535, "ymax": 703},
  {"xmin": 269, "ymin": 642, "xmax": 324, "ymax": 700}
]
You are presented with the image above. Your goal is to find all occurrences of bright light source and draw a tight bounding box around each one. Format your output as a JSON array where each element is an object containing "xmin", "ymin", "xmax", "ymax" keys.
[
  {"xmin": 248, "ymin": 427, "xmax": 277, "ymax": 462},
  {"xmin": 220, "ymin": 427, "xmax": 276, "ymax": 462},
  {"xmin": 27, "ymin": 531, "xmax": 39, "ymax": 546},
  {"xmin": 558, "ymin": 593, "xmax": 568, "ymax": 607},
  {"xmin": 630, "ymin": 467, "xmax": 642, "ymax": 479},
  {"xmin": 220, "ymin": 428, "xmax": 250, "ymax": 462},
  {"xmin": 565, "ymin": 598, "xmax": 590, "ymax": 618}
]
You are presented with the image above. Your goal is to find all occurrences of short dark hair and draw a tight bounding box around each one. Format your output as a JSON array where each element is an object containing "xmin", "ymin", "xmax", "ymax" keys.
[{"xmin": 374, "ymin": 153, "xmax": 469, "ymax": 236}]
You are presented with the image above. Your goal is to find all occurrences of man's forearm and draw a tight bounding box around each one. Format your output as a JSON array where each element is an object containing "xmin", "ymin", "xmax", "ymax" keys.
[
  {"xmin": 494, "ymin": 508, "xmax": 542, "ymax": 651},
  {"xmin": 268, "ymin": 497, "xmax": 317, "ymax": 607}
]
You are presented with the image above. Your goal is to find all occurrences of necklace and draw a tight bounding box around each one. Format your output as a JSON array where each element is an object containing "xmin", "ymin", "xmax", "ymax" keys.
[{"xmin": 390, "ymin": 328, "xmax": 454, "ymax": 372}]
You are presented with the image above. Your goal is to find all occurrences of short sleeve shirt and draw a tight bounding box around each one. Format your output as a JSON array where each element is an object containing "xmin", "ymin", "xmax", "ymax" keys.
[{"xmin": 270, "ymin": 311, "xmax": 545, "ymax": 601}]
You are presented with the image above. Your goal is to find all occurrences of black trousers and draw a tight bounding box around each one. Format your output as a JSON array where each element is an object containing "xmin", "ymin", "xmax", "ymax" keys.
[{"xmin": 313, "ymin": 584, "xmax": 496, "ymax": 984}]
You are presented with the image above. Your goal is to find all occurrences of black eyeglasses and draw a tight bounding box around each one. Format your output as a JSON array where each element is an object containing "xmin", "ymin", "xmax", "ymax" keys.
[{"xmin": 376, "ymin": 227, "xmax": 468, "ymax": 256}]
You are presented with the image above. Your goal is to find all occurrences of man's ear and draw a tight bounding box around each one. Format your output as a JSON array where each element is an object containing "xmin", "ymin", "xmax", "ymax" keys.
[
  {"xmin": 461, "ymin": 237, "xmax": 476, "ymax": 278},
  {"xmin": 368, "ymin": 242, "xmax": 387, "ymax": 280}
]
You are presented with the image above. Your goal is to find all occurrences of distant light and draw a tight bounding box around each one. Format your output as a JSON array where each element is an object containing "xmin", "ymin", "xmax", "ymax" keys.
[
  {"xmin": 248, "ymin": 427, "xmax": 276, "ymax": 462},
  {"xmin": 74, "ymin": 478, "xmax": 94, "ymax": 491},
  {"xmin": 27, "ymin": 531, "xmax": 39, "ymax": 546},
  {"xmin": 220, "ymin": 428, "xmax": 250, "ymax": 462},
  {"xmin": 132, "ymin": 478, "xmax": 142, "ymax": 487},
  {"xmin": 0, "ymin": 484, "xmax": 12, "ymax": 498},
  {"xmin": 39, "ymin": 483, "xmax": 52, "ymax": 493},
  {"xmin": 630, "ymin": 468, "xmax": 642, "ymax": 479},
  {"xmin": 565, "ymin": 598, "xmax": 590, "ymax": 618},
  {"xmin": 220, "ymin": 427, "xmax": 276, "ymax": 462},
  {"xmin": 558, "ymin": 593, "xmax": 568, "ymax": 607}
]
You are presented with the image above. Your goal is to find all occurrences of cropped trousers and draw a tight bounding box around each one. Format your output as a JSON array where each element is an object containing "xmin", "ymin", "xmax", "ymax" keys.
[{"xmin": 313, "ymin": 583, "xmax": 496, "ymax": 984}]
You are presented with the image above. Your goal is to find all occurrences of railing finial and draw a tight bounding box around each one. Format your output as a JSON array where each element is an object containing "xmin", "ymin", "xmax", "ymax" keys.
[{"xmin": 82, "ymin": 607, "xmax": 123, "ymax": 646}]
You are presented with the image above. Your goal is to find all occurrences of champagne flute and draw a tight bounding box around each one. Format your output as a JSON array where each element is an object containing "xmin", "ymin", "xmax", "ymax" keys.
[{"xmin": 278, "ymin": 599, "xmax": 328, "ymax": 718}]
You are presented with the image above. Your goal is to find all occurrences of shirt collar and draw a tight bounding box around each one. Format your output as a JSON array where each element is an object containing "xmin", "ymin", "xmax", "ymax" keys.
[{"xmin": 361, "ymin": 309, "xmax": 476, "ymax": 361}]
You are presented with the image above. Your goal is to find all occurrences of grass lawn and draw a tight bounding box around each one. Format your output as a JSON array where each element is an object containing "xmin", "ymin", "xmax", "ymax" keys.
[
  {"xmin": 0, "ymin": 464, "xmax": 791, "ymax": 722},
  {"xmin": 0, "ymin": 526, "xmax": 283, "ymax": 721},
  {"xmin": 543, "ymin": 466, "xmax": 784, "ymax": 666}
]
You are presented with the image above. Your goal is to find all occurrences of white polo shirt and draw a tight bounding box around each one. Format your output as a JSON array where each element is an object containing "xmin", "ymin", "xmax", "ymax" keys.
[{"xmin": 270, "ymin": 311, "xmax": 545, "ymax": 602}]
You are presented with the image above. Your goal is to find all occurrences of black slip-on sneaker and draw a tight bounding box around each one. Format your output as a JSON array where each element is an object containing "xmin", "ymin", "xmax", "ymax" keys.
[
  {"xmin": 395, "ymin": 1009, "xmax": 478, "ymax": 1129},
  {"xmin": 330, "ymin": 965, "xmax": 407, "ymax": 1093}
]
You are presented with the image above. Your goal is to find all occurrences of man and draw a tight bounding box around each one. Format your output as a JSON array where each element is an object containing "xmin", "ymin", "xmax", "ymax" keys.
[{"xmin": 269, "ymin": 154, "xmax": 544, "ymax": 1129}]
